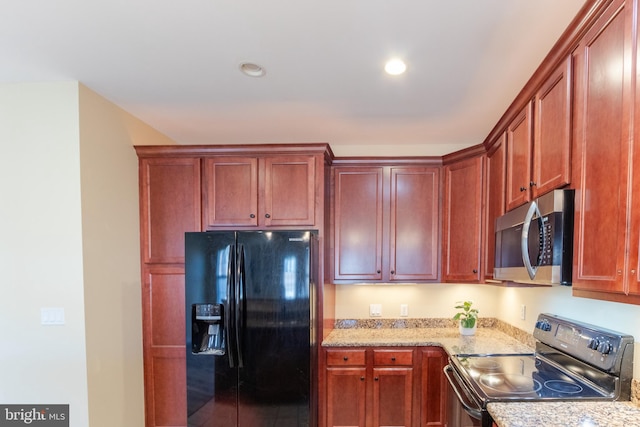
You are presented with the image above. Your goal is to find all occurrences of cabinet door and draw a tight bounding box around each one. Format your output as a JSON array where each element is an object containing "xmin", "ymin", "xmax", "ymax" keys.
[
  {"xmin": 334, "ymin": 168, "xmax": 384, "ymax": 281},
  {"xmin": 326, "ymin": 367, "xmax": 367, "ymax": 427},
  {"xmin": 142, "ymin": 267, "xmax": 187, "ymax": 427},
  {"xmin": 140, "ymin": 157, "xmax": 201, "ymax": 263},
  {"xmin": 572, "ymin": 0, "xmax": 632, "ymax": 297},
  {"xmin": 389, "ymin": 167, "xmax": 440, "ymax": 281},
  {"xmin": 263, "ymin": 156, "xmax": 316, "ymax": 226},
  {"xmin": 442, "ymin": 157, "xmax": 484, "ymax": 282},
  {"xmin": 420, "ymin": 348, "xmax": 447, "ymax": 427},
  {"xmin": 484, "ymin": 135, "xmax": 506, "ymax": 281},
  {"xmin": 372, "ymin": 367, "xmax": 413, "ymax": 427},
  {"xmin": 203, "ymin": 157, "xmax": 258, "ymax": 227},
  {"xmin": 505, "ymin": 102, "xmax": 533, "ymax": 211},
  {"xmin": 532, "ymin": 56, "xmax": 572, "ymax": 198}
]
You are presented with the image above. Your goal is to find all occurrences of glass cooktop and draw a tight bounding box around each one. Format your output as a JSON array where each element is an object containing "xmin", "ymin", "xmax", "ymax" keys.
[{"xmin": 453, "ymin": 354, "xmax": 611, "ymax": 401}]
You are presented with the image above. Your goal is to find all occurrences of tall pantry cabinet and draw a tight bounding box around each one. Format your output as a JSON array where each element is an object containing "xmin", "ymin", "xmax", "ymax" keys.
[
  {"xmin": 138, "ymin": 156, "xmax": 201, "ymax": 426},
  {"xmin": 135, "ymin": 144, "xmax": 332, "ymax": 427}
]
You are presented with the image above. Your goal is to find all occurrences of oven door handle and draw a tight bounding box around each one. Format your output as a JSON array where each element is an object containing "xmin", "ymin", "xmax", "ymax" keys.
[{"xmin": 444, "ymin": 364, "xmax": 483, "ymax": 420}]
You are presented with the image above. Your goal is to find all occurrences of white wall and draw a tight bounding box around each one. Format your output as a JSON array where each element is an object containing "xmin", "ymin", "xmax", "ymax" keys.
[
  {"xmin": 0, "ymin": 82, "xmax": 89, "ymax": 425},
  {"xmin": 0, "ymin": 82, "xmax": 175, "ymax": 427}
]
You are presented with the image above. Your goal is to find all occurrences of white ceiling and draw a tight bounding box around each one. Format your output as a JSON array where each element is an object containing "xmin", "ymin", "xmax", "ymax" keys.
[{"xmin": 1, "ymin": 0, "xmax": 587, "ymax": 156}]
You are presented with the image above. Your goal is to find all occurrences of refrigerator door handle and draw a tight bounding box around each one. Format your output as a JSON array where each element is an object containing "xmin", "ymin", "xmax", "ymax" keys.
[
  {"xmin": 236, "ymin": 244, "xmax": 246, "ymax": 368},
  {"xmin": 225, "ymin": 243, "xmax": 236, "ymax": 368}
]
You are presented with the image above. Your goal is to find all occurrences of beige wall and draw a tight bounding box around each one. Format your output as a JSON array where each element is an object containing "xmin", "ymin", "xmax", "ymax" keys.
[
  {"xmin": 78, "ymin": 84, "xmax": 174, "ymax": 426},
  {"xmin": 0, "ymin": 81, "xmax": 174, "ymax": 427},
  {"xmin": 335, "ymin": 283, "xmax": 640, "ymax": 378}
]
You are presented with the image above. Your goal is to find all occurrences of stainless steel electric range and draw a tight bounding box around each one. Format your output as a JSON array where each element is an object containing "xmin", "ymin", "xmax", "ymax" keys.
[{"xmin": 444, "ymin": 313, "xmax": 634, "ymax": 427}]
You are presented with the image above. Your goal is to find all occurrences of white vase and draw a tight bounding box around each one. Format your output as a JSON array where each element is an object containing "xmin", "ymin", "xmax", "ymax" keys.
[{"xmin": 459, "ymin": 323, "xmax": 477, "ymax": 336}]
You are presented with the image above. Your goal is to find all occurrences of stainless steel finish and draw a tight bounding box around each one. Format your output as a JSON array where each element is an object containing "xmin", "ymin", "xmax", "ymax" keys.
[
  {"xmin": 521, "ymin": 200, "xmax": 543, "ymax": 280},
  {"xmin": 444, "ymin": 365, "xmax": 482, "ymax": 421},
  {"xmin": 533, "ymin": 313, "xmax": 634, "ymax": 400},
  {"xmin": 494, "ymin": 265, "xmax": 563, "ymax": 285},
  {"xmin": 494, "ymin": 189, "xmax": 574, "ymax": 285},
  {"xmin": 445, "ymin": 313, "xmax": 634, "ymax": 426}
]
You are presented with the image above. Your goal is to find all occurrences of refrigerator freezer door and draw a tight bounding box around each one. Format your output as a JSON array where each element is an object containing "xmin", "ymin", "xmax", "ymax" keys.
[
  {"xmin": 186, "ymin": 232, "xmax": 238, "ymax": 427},
  {"xmin": 237, "ymin": 231, "xmax": 312, "ymax": 427}
]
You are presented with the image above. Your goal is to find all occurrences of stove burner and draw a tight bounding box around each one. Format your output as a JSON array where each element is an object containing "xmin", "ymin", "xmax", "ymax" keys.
[
  {"xmin": 479, "ymin": 374, "xmax": 542, "ymax": 394},
  {"xmin": 470, "ymin": 359, "xmax": 501, "ymax": 370},
  {"xmin": 544, "ymin": 380, "xmax": 583, "ymax": 394}
]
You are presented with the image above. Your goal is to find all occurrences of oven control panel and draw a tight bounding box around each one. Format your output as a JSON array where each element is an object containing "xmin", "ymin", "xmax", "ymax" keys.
[{"xmin": 533, "ymin": 313, "xmax": 634, "ymax": 374}]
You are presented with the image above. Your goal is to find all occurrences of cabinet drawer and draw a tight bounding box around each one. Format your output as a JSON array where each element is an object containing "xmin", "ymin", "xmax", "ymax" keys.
[
  {"xmin": 326, "ymin": 349, "xmax": 366, "ymax": 366},
  {"xmin": 373, "ymin": 349, "xmax": 413, "ymax": 365}
]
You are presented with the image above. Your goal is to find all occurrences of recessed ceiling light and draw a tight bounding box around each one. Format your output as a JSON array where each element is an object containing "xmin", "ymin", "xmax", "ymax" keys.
[
  {"xmin": 239, "ymin": 62, "xmax": 266, "ymax": 77},
  {"xmin": 384, "ymin": 59, "xmax": 407, "ymax": 76}
]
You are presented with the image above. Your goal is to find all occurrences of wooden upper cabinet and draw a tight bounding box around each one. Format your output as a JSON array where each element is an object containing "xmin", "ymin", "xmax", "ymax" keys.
[
  {"xmin": 334, "ymin": 167, "xmax": 384, "ymax": 281},
  {"xmin": 203, "ymin": 157, "xmax": 258, "ymax": 227},
  {"xmin": 203, "ymin": 155, "xmax": 317, "ymax": 229},
  {"xmin": 333, "ymin": 164, "xmax": 440, "ymax": 283},
  {"xmin": 505, "ymin": 102, "xmax": 533, "ymax": 211},
  {"xmin": 389, "ymin": 167, "xmax": 440, "ymax": 282},
  {"xmin": 572, "ymin": 0, "xmax": 638, "ymax": 303},
  {"xmin": 139, "ymin": 157, "xmax": 201, "ymax": 264},
  {"xmin": 442, "ymin": 156, "xmax": 484, "ymax": 282},
  {"xmin": 532, "ymin": 56, "xmax": 572, "ymax": 198},
  {"xmin": 263, "ymin": 156, "xmax": 316, "ymax": 226},
  {"xmin": 505, "ymin": 57, "xmax": 572, "ymax": 212},
  {"xmin": 484, "ymin": 134, "xmax": 506, "ymax": 281}
]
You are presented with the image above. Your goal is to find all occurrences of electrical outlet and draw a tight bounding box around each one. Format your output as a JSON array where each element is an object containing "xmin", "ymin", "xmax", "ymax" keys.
[
  {"xmin": 520, "ymin": 304, "xmax": 526, "ymax": 320},
  {"xmin": 400, "ymin": 304, "xmax": 409, "ymax": 317},
  {"xmin": 370, "ymin": 304, "xmax": 382, "ymax": 317}
]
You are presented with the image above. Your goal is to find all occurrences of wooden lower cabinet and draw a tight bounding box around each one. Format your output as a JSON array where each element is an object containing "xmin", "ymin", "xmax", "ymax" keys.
[
  {"xmin": 324, "ymin": 347, "xmax": 447, "ymax": 427},
  {"xmin": 419, "ymin": 348, "xmax": 447, "ymax": 427},
  {"xmin": 326, "ymin": 349, "xmax": 367, "ymax": 427}
]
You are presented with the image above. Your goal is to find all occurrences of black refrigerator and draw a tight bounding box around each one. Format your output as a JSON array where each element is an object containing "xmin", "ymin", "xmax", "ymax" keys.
[{"xmin": 185, "ymin": 230, "xmax": 317, "ymax": 427}]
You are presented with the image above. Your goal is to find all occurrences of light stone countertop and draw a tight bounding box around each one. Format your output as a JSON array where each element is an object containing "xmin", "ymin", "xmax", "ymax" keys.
[
  {"xmin": 321, "ymin": 327, "xmax": 535, "ymax": 355},
  {"xmin": 488, "ymin": 401, "xmax": 640, "ymax": 427}
]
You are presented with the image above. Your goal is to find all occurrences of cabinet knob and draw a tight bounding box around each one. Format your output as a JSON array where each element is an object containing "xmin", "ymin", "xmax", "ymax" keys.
[
  {"xmin": 390, "ymin": 270, "xmax": 395, "ymax": 275},
  {"xmin": 374, "ymin": 377, "xmax": 379, "ymax": 381},
  {"xmin": 343, "ymin": 356, "xmax": 348, "ymax": 361},
  {"xmin": 520, "ymin": 186, "xmax": 527, "ymax": 192},
  {"xmin": 391, "ymin": 357, "xmax": 396, "ymax": 362},
  {"xmin": 360, "ymin": 376, "xmax": 365, "ymax": 381},
  {"xmin": 376, "ymin": 270, "xmax": 381, "ymax": 274},
  {"xmin": 249, "ymin": 214, "xmax": 256, "ymax": 218},
  {"xmin": 530, "ymin": 181, "xmax": 537, "ymax": 187},
  {"xmin": 472, "ymin": 269, "xmax": 478, "ymax": 274},
  {"xmin": 265, "ymin": 213, "xmax": 271, "ymax": 218}
]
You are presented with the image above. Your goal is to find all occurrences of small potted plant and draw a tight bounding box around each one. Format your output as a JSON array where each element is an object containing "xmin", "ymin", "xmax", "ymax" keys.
[{"xmin": 453, "ymin": 300, "xmax": 479, "ymax": 336}]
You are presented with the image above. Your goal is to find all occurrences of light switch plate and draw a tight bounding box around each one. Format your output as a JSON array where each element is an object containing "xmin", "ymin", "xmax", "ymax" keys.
[
  {"xmin": 369, "ymin": 304, "xmax": 382, "ymax": 317},
  {"xmin": 41, "ymin": 307, "xmax": 65, "ymax": 325}
]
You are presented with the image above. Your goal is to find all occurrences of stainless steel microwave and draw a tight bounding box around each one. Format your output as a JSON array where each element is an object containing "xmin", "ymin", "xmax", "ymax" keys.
[{"xmin": 494, "ymin": 189, "xmax": 574, "ymax": 285}]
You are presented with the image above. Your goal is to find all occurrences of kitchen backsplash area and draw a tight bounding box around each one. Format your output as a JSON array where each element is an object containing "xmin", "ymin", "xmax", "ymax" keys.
[{"xmin": 334, "ymin": 283, "xmax": 640, "ymax": 381}]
